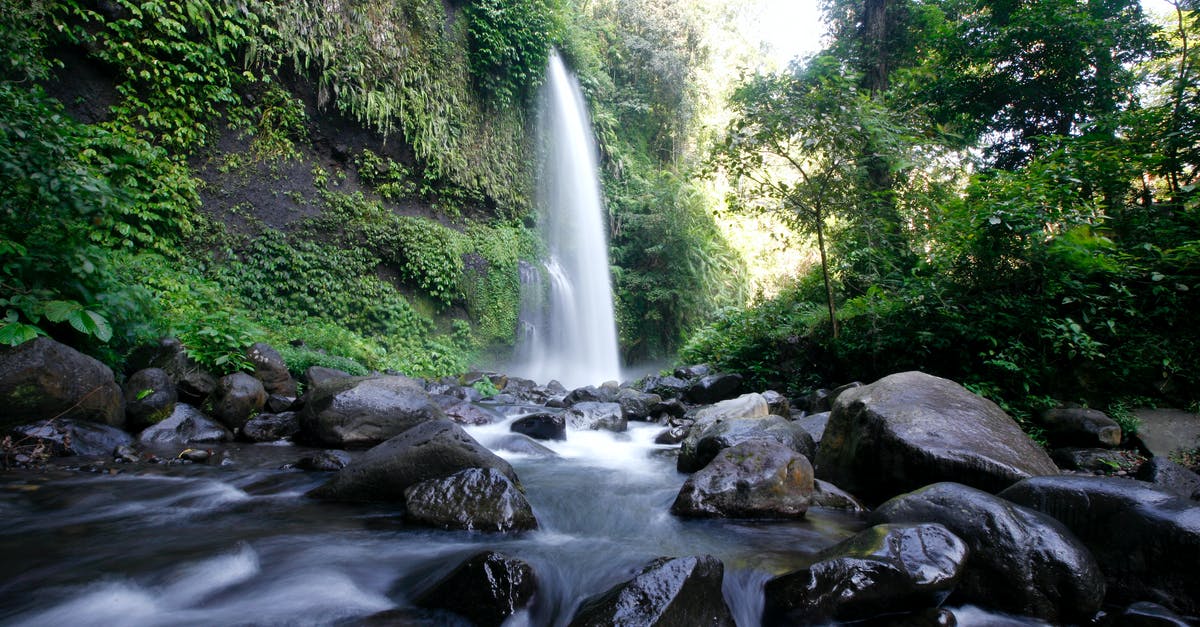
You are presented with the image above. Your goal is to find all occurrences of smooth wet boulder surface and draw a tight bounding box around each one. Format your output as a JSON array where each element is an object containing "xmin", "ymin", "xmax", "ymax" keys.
[
  {"xmin": 1135, "ymin": 457, "xmax": 1200, "ymax": 500},
  {"xmin": 1118, "ymin": 601, "xmax": 1193, "ymax": 627},
  {"xmin": 810, "ymin": 479, "xmax": 867, "ymax": 512},
  {"xmin": 241, "ymin": 411, "xmax": 300, "ymax": 442},
  {"xmin": 816, "ymin": 371, "xmax": 1057, "ymax": 504},
  {"xmin": 138, "ymin": 403, "xmax": 232, "ymax": 445},
  {"xmin": 678, "ymin": 414, "xmax": 814, "ymax": 473},
  {"xmin": 309, "ymin": 421, "xmax": 518, "ymax": 502},
  {"xmin": 415, "ymin": 551, "xmax": 536, "ymax": 626},
  {"xmin": 122, "ymin": 367, "xmax": 177, "ymax": 431},
  {"xmin": 211, "ymin": 372, "xmax": 266, "ymax": 431},
  {"xmin": 999, "ymin": 474, "xmax": 1200, "ymax": 615},
  {"xmin": 871, "ymin": 481, "xmax": 1105, "ymax": 623},
  {"xmin": 485, "ymin": 433, "xmax": 559, "ymax": 457},
  {"xmin": 511, "ymin": 412, "xmax": 566, "ymax": 441},
  {"xmin": 296, "ymin": 449, "xmax": 351, "ymax": 471},
  {"xmin": 672, "ymin": 440, "xmax": 814, "ymax": 518},
  {"xmin": 1050, "ymin": 447, "xmax": 1134, "ymax": 473},
  {"xmin": 11, "ymin": 418, "xmax": 132, "ymax": 457},
  {"xmin": 684, "ymin": 373, "xmax": 743, "ymax": 404},
  {"xmin": 0, "ymin": 337, "xmax": 125, "ymax": 430},
  {"xmin": 564, "ymin": 401, "xmax": 626, "ymax": 432},
  {"xmin": 763, "ymin": 523, "xmax": 967, "ymax": 625},
  {"xmin": 569, "ymin": 555, "xmax": 734, "ymax": 627},
  {"xmin": 302, "ymin": 365, "xmax": 350, "ymax": 388},
  {"xmin": 438, "ymin": 399, "xmax": 501, "ymax": 426},
  {"xmin": 639, "ymin": 375, "xmax": 690, "ymax": 400},
  {"xmin": 247, "ymin": 342, "xmax": 297, "ymax": 397},
  {"xmin": 616, "ymin": 388, "xmax": 662, "ymax": 421},
  {"xmin": 404, "ymin": 468, "xmax": 537, "ymax": 532},
  {"xmin": 794, "ymin": 411, "xmax": 830, "ymax": 445},
  {"xmin": 1038, "ymin": 407, "xmax": 1122, "ymax": 448},
  {"xmin": 299, "ymin": 375, "xmax": 446, "ymax": 448},
  {"xmin": 127, "ymin": 337, "xmax": 216, "ymax": 405},
  {"xmin": 677, "ymin": 393, "xmax": 769, "ymax": 471}
]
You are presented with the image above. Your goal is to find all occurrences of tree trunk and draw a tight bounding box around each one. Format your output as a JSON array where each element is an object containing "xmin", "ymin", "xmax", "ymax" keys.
[{"xmin": 815, "ymin": 211, "xmax": 839, "ymax": 339}]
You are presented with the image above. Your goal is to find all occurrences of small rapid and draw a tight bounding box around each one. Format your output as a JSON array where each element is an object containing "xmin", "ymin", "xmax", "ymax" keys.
[{"xmin": 0, "ymin": 417, "xmax": 864, "ymax": 626}]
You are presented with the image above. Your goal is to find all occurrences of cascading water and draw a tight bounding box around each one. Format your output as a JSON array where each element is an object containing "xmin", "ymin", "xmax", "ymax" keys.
[{"xmin": 512, "ymin": 50, "xmax": 621, "ymax": 389}]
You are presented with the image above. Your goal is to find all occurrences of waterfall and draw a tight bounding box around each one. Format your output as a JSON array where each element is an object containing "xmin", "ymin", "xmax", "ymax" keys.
[{"xmin": 512, "ymin": 50, "xmax": 621, "ymax": 389}]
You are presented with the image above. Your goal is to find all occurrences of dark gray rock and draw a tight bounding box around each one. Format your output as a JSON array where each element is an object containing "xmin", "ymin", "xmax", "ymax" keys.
[
  {"xmin": 138, "ymin": 403, "xmax": 232, "ymax": 445},
  {"xmin": 11, "ymin": 418, "xmax": 133, "ymax": 457},
  {"xmin": 871, "ymin": 482, "xmax": 1105, "ymax": 623},
  {"xmin": 298, "ymin": 376, "xmax": 446, "ymax": 448},
  {"xmin": 211, "ymin": 372, "xmax": 266, "ymax": 431},
  {"xmin": 685, "ymin": 373, "xmax": 743, "ymax": 404},
  {"xmin": 801, "ymin": 388, "xmax": 833, "ymax": 413},
  {"xmin": 403, "ymin": 468, "xmax": 537, "ymax": 532},
  {"xmin": 302, "ymin": 365, "xmax": 350, "ymax": 388},
  {"xmin": 565, "ymin": 402, "xmax": 626, "ymax": 432},
  {"xmin": 674, "ymin": 364, "xmax": 712, "ymax": 380},
  {"xmin": 616, "ymin": 388, "xmax": 663, "ymax": 421},
  {"xmin": 764, "ymin": 523, "xmax": 968, "ymax": 625},
  {"xmin": 127, "ymin": 337, "xmax": 216, "ymax": 405},
  {"xmin": 415, "ymin": 551, "xmax": 537, "ymax": 627},
  {"xmin": 247, "ymin": 342, "xmax": 297, "ymax": 397},
  {"xmin": 511, "ymin": 412, "xmax": 566, "ymax": 441},
  {"xmin": 296, "ymin": 449, "xmax": 351, "ymax": 471},
  {"xmin": 678, "ymin": 394, "xmax": 814, "ymax": 473},
  {"xmin": 641, "ymin": 375, "xmax": 690, "ymax": 400},
  {"xmin": 486, "ymin": 434, "xmax": 559, "ymax": 457},
  {"xmin": 671, "ymin": 440, "xmax": 814, "ymax": 518},
  {"xmin": 441, "ymin": 399, "xmax": 502, "ymax": 426},
  {"xmin": 654, "ymin": 425, "xmax": 690, "ymax": 445},
  {"xmin": 1135, "ymin": 457, "xmax": 1200, "ymax": 500},
  {"xmin": 308, "ymin": 421, "xmax": 518, "ymax": 502},
  {"xmin": 1050, "ymin": 447, "xmax": 1132, "ymax": 472},
  {"xmin": 0, "ymin": 337, "xmax": 125, "ymax": 430},
  {"xmin": 816, "ymin": 371, "xmax": 1058, "ymax": 505},
  {"xmin": 565, "ymin": 385, "xmax": 614, "ymax": 405},
  {"xmin": 265, "ymin": 394, "xmax": 295, "ymax": 414},
  {"xmin": 569, "ymin": 555, "xmax": 734, "ymax": 627},
  {"xmin": 1117, "ymin": 601, "xmax": 1193, "ymax": 627},
  {"xmin": 241, "ymin": 411, "xmax": 300, "ymax": 442},
  {"xmin": 810, "ymin": 479, "xmax": 867, "ymax": 512},
  {"xmin": 761, "ymin": 390, "xmax": 791, "ymax": 417},
  {"xmin": 1039, "ymin": 407, "xmax": 1122, "ymax": 448},
  {"xmin": 123, "ymin": 367, "xmax": 177, "ymax": 431},
  {"xmin": 794, "ymin": 411, "xmax": 830, "ymax": 445},
  {"xmin": 999, "ymin": 475, "xmax": 1200, "ymax": 615},
  {"xmin": 651, "ymin": 398, "xmax": 687, "ymax": 419}
]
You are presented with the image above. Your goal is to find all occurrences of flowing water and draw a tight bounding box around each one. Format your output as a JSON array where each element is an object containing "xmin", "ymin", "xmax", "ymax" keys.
[
  {"xmin": 511, "ymin": 51, "xmax": 621, "ymax": 390},
  {"xmin": 0, "ymin": 419, "xmax": 865, "ymax": 626}
]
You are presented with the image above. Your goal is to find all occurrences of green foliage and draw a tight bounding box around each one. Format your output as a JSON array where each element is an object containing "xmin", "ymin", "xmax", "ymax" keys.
[
  {"xmin": 1106, "ymin": 400, "xmax": 1143, "ymax": 437},
  {"xmin": 465, "ymin": 0, "xmax": 559, "ymax": 108}
]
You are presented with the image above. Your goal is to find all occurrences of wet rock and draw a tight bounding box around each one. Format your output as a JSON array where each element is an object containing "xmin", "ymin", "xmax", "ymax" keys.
[
  {"xmin": 511, "ymin": 412, "xmax": 566, "ymax": 441},
  {"xmin": 671, "ymin": 440, "xmax": 814, "ymax": 518},
  {"xmin": 801, "ymin": 388, "xmax": 832, "ymax": 413},
  {"xmin": 211, "ymin": 372, "xmax": 267, "ymax": 431},
  {"xmin": 309, "ymin": 421, "xmax": 518, "ymax": 502},
  {"xmin": 674, "ymin": 364, "xmax": 712, "ymax": 380},
  {"xmin": 810, "ymin": 479, "xmax": 867, "ymax": 512},
  {"xmin": 999, "ymin": 475, "xmax": 1200, "ymax": 615},
  {"xmin": 1050, "ymin": 447, "xmax": 1134, "ymax": 473},
  {"xmin": 764, "ymin": 523, "xmax": 968, "ymax": 625},
  {"xmin": 565, "ymin": 402, "xmax": 626, "ymax": 432},
  {"xmin": 486, "ymin": 434, "xmax": 559, "ymax": 457},
  {"xmin": 565, "ymin": 385, "xmax": 615, "ymax": 405},
  {"xmin": 654, "ymin": 425, "xmax": 690, "ymax": 445},
  {"xmin": 127, "ymin": 337, "xmax": 216, "ymax": 405},
  {"xmin": 871, "ymin": 482, "xmax": 1105, "ymax": 623},
  {"xmin": 138, "ymin": 403, "xmax": 232, "ymax": 445},
  {"xmin": 241, "ymin": 411, "xmax": 301, "ymax": 442},
  {"xmin": 298, "ymin": 376, "xmax": 446, "ymax": 448},
  {"xmin": 651, "ymin": 398, "xmax": 687, "ymax": 419},
  {"xmin": 1135, "ymin": 457, "xmax": 1200, "ymax": 500},
  {"xmin": 0, "ymin": 337, "xmax": 125, "ymax": 430},
  {"xmin": 415, "ymin": 551, "xmax": 537, "ymax": 626},
  {"xmin": 616, "ymin": 388, "xmax": 662, "ymax": 421},
  {"xmin": 114, "ymin": 444, "xmax": 140, "ymax": 463},
  {"xmin": 569, "ymin": 555, "xmax": 734, "ymax": 627},
  {"xmin": 685, "ymin": 373, "xmax": 743, "ymax": 405},
  {"xmin": 678, "ymin": 395, "xmax": 813, "ymax": 472},
  {"xmin": 302, "ymin": 365, "xmax": 351, "ymax": 388},
  {"xmin": 122, "ymin": 367, "xmax": 177, "ymax": 431},
  {"xmin": 1117, "ymin": 601, "xmax": 1193, "ymax": 627},
  {"xmin": 10, "ymin": 418, "xmax": 133, "ymax": 457},
  {"xmin": 761, "ymin": 390, "xmax": 791, "ymax": 417},
  {"xmin": 178, "ymin": 448, "xmax": 212, "ymax": 463},
  {"xmin": 247, "ymin": 342, "xmax": 297, "ymax": 397},
  {"xmin": 440, "ymin": 399, "xmax": 502, "ymax": 426},
  {"xmin": 265, "ymin": 394, "xmax": 296, "ymax": 414},
  {"xmin": 1131, "ymin": 408, "xmax": 1200, "ymax": 458},
  {"xmin": 404, "ymin": 468, "xmax": 537, "ymax": 532},
  {"xmin": 640, "ymin": 375, "xmax": 690, "ymax": 400},
  {"xmin": 816, "ymin": 371, "xmax": 1058, "ymax": 505},
  {"xmin": 794, "ymin": 411, "xmax": 829, "ymax": 445},
  {"xmin": 1039, "ymin": 407, "xmax": 1122, "ymax": 448},
  {"xmin": 296, "ymin": 449, "xmax": 351, "ymax": 471}
]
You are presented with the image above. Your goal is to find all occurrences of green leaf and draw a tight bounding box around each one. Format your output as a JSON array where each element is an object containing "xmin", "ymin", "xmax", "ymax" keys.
[
  {"xmin": 136, "ymin": 388, "xmax": 154, "ymax": 400},
  {"xmin": 0, "ymin": 322, "xmax": 44, "ymax": 346},
  {"xmin": 43, "ymin": 300, "xmax": 83, "ymax": 323}
]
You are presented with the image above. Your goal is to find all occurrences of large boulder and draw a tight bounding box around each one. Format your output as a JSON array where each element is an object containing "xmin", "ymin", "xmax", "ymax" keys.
[
  {"xmin": 569, "ymin": 555, "xmax": 735, "ymax": 627},
  {"xmin": 640, "ymin": 375, "xmax": 690, "ymax": 400},
  {"xmin": 815, "ymin": 371, "xmax": 1058, "ymax": 504},
  {"xmin": 126, "ymin": 337, "xmax": 216, "ymax": 405},
  {"xmin": 616, "ymin": 388, "xmax": 662, "ymax": 421},
  {"xmin": 685, "ymin": 373, "xmax": 744, "ymax": 404},
  {"xmin": 794, "ymin": 411, "xmax": 830, "ymax": 445},
  {"xmin": 415, "ymin": 551, "xmax": 537, "ymax": 627},
  {"xmin": 485, "ymin": 433, "xmax": 559, "ymax": 458},
  {"xmin": 211, "ymin": 372, "xmax": 266, "ymax": 431},
  {"xmin": 246, "ymin": 342, "xmax": 297, "ymax": 397},
  {"xmin": 671, "ymin": 440, "xmax": 814, "ymax": 519},
  {"xmin": 138, "ymin": 403, "xmax": 233, "ymax": 445},
  {"xmin": 404, "ymin": 468, "xmax": 538, "ymax": 532},
  {"xmin": 1136, "ymin": 457, "xmax": 1200, "ymax": 500},
  {"xmin": 439, "ymin": 399, "xmax": 502, "ymax": 426},
  {"xmin": 308, "ymin": 421, "xmax": 518, "ymax": 502},
  {"xmin": 302, "ymin": 365, "xmax": 350, "ymax": 388},
  {"xmin": 676, "ymin": 393, "xmax": 768, "ymax": 471},
  {"xmin": 298, "ymin": 376, "xmax": 446, "ymax": 448},
  {"xmin": 677, "ymin": 414, "xmax": 814, "ymax": 473},
  {"xmin": 999, "ymin": 475, "xmax": 1200, "ymax": 615},
  {"xmin": 11, "ymin": 418, "xmax": 133, "ymax": 457},
  {"xmin": 763, "ymin": 523, "xmax": 968, "ymax": 625},
  {"xmin": 810, "ymin": 479, "xmax": 867, "ymax": 512},
  {"xmin": 871, "ymin": 482, "xmax": 1105, "ymax": 623},
  {"xmin": 564, "ymin": 402, "xmax": 626, "ymax": 432},
  {"xmin": 122, "ymin": 367, "xmax": 177, "ymax": 431},
  {"xmin": 1038, "ymin": 407, "xmax": 1122, "ymax": 448},
  {"xmin": 241, "ymin": 411, "xmax": 301, "ymax": 442},
  {"xmin": 0, "ymin": 337, "xmax": 124, "ymax": 429},
  {"xmin": 510, "ymin": 412, "xmax": 566, "ymax": 441},
  {"xmin": 1049, "ymin": 447, "xmax": 1133, "ymax": 473}
]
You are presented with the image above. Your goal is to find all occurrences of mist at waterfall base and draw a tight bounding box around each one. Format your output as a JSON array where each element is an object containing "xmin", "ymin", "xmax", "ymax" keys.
[{"xmin": 509, "ymin": 51, "xmax": 621, "ymax": 390}]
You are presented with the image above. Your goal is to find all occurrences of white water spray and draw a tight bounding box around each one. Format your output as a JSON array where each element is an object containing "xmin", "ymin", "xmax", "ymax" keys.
[{"xmin": 513, "ymin": 50, "xmax": 621, "ymax": 388}]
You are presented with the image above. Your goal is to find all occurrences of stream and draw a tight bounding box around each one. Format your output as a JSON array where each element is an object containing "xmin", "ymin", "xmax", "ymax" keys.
[{"xmin": 0, "ymin": 418, "xmax": 865, "ymax": 626}]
